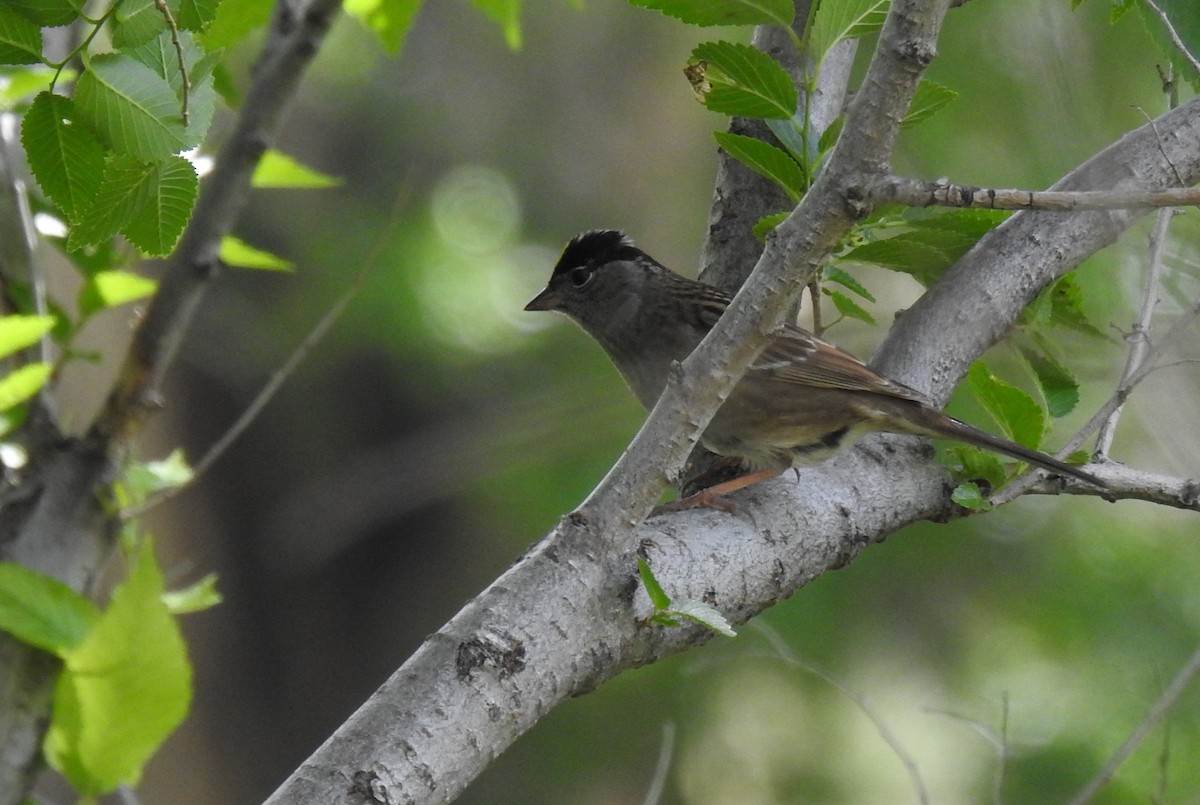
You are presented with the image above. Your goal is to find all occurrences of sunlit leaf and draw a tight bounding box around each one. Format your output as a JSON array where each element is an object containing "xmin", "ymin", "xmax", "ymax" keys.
[
  {"xmin": 79, "ymin": 270, "xmax": 158, "ymax": 318},
  {"xmin": 965, "ymin": 362, "xmax": 1047, "ymax": 450},
  {"xmin": 950, "ymin": 481, "xmax": 993, "ymax": 511},
  {"xmin": 469, "ymin": 0, "xmax": 521, "ymax": 49},
  {"xmin": 637, "ymin": 557, "xmax": 671, "ymax": 610},
  {"xmin": 0, "ymin": 562, "xmax": 99, "ymax": 654},
  {"xmin": 252, "ymin": 150, "xmax": 341, "ymax": 189},
  {"xmin": 670, "ymin": 600, "xmax": 736, "ymax": 637},
  {"xmin": 344, "ymin": 0, "xmax": 423, "ymax": 53},
  {"xmin": 162, "ymin": 573, "xmax": 221, "ymax": 614},
  {"xmin": 0, "ymin": 314, "xmax": 54, "ymax": 360},
  {"xmin": 809, "ymin": 0, "xmax": 889, "ymax": 67},
  {"xmin": 45, "ymin": 540, "xmax": 191, "ymax": 795},
  {"xmin": 0, "ymin": 362, "xmax": 51, "ymax": 411},
  {"xmin": 219, "ymin": 236, "xmax": 293, "ymax": 270}
]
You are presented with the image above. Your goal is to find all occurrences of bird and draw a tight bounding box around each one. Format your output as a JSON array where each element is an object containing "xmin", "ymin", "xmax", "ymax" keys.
[{"xmin": 525, "ymin": 229, "xmax": 1105, "ymax": 508}]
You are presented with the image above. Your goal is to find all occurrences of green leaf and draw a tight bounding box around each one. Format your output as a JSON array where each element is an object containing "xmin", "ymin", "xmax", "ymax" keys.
[
  {"xmin": 637, "ymin": 557, "xmax": 671, "ymax": 610},
  {"xmin": 469, "ymin": 0, "xmax": 521, "ymax": 49},
  {"xmin": 6, "ymin": 0, "xmax": 86, "ymax": 28},
  {"xmin": 906, "ymin": 208, "xmax": 1007, "ymax": 240},
  {"xmin": 177, "ymin": 0, "xmax": 221, "ymax": 30},
  {"xmin": 1020, "ymin": 347, "xmax": 1079, "ymax": 419},
  {"xmin": 45, "ymin": 539, "xmax": 191, "ymax": 795},
  {"xmin": 199, "ymin": 0, "xmax": 273, "ymax": 50},
  {"xmin": 902, "ymin": 79, "xmax": 958, "ymax": 128},
  {"xmin": 74, "ymin": 53, "xmax": 197, "ymax": 161},
  {"xmin": 66, "ymin": 156, "xmax": 146, "ymax": 250},
  {"xmin": 950, "ymin": 481, "xmax": 993, "ymax": 511},
  {"xmin": 669, "ymin": 600, "xmax": 736, "ymax": 637},
  {"xmin": 121, "ymin": 155, "xmax": 198, "ymax": 255},
  {"xmin": 965, "ymin": 362, "xmax": 1047, "ymax": 450},
  {"xmin": 713, "ymin": 131, "xmax": 805, "ymax": 200},
  {"xmin": 839, "ymin": 236, "xmax": 951, "ymax": 285},
  {"xmin": 822, "ymin": 264, "xmax": 875, "ymax": 302},
  {"xmin": 629, "ymin": 0, "xmax": 793, "ymax": 27},
  {"xmin": 752, "ymin": 211, "xmax": 788, "ymax": 241},
  {"xmin": 122, "ymin": 449, "xmax": 194, "ymax": 504},
  {"xmin": 219, "ymin": 236, "xmax": 293, "ymax": 271},
  {"xmin": 0, "ymin": 4, "xmax": 43, "ymax": 65},
  {"xmin": 941, "ymin": 444, "xmax": 1007, "ymax": 490},
  {"xmin": 690, "ymin": 41, "xmax": 797, "ymax": 119},
  {"xmin": 0, "ymin": 65, "xmax": 67, "ymax": 108},
  {"xmin": 808, "ymin": 0, "xmax": 889, "ymax": 67},
  {"xmin": 0, "ymin": 314, "xmax": 54, "ymax": 360},
  {"xmin": 79, "ymin": 270, "xmax": 158, "ymax": 318},
  {"xmin": 162, "ymin": 573, "xmax": 221, "ymax": 614},
  {"xmin": 0, "ymin": 562, "xmax": 100, "ymax": 654},
  {"xmin": 22, "ymin": 92, "xmax": 107, "ymax": 219},
  {"xmin": 111, "ymin": 0, "xmax": 178, "ymax": 48},
  {"xmin": 252, "ymin": 150, "xmax": 341, "ymax": 188},
  {"xmin": 1045, "ymin": 274, "xmax": 1107, "ymax": 338},
  {"xmin": 0, "ymin": 363, "xmax": 51, "ymax": 411},
  {"xmin": 344, "ymin": 0, "xmax": 423, "ymax": 53},
  {"xmin": 825, "ymin": 288, "xmax": 875, "ymax": 324}
]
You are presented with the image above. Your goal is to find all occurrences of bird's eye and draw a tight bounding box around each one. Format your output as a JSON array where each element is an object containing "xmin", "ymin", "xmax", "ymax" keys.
[{"xmin": 568, "ymin": 267, "xmax": 594, "ymax": 288}]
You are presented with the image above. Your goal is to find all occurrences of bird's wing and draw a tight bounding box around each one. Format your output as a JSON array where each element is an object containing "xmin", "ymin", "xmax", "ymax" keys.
[{"xmin": 749, "ymin": 325, "xmax": 931, "ymax": 405}]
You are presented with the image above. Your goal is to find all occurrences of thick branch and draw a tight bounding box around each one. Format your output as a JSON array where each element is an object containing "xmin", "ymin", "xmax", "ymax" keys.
[{"xmin": 264, "ymin": 2, "xmax": 954, "ymax": 802}]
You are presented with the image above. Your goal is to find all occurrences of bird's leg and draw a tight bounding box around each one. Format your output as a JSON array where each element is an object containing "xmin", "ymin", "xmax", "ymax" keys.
[{"xmin": 651, "ymin": 469, "xmax": 781, "ymax": 515}]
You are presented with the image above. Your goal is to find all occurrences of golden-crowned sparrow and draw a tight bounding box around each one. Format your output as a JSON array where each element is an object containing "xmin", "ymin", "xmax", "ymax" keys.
[{"xmin": 526, "ymin": 230, "xmax": 1104, "ymax": 506}]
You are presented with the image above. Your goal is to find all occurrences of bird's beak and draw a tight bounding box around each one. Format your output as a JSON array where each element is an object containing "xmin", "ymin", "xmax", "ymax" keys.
[{"xmin": 524, "ymin": 287, "xmax": 560, "ymax": 311}]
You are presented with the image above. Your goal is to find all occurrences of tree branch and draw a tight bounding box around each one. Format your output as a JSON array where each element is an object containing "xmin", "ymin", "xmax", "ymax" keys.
[{"xmin": 264, "ymin": 2, "xmax": 955, "ymax": 801}]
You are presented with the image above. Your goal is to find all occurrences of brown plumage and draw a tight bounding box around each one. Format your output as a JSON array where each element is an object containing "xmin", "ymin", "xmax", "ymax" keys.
[{"xmin": 526, "ymin": 230, "xmax": 1104, "ymax": 501}]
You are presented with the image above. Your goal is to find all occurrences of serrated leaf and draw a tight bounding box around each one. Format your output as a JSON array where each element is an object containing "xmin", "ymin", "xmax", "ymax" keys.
[
  {"xmin": 902, "ymin": 79, "xmax": 958, "ymax": 128},
  {"xmin": 839, "ymin": 236, "xmax": 950, "ymax": 285},
  {"xmin": 0, "ymin": 362, "xmax": 50, "ymax": 410},
  {"xmin": 219, "ymin": 236, "xmax": 293, "ymax": 270},
  {"xmin": 808, "ymin": 0, "xmax": 889, "ymax": 67},
  {"xmin": 941, "ymin": 444, "xmax": 1007, "ymax": 490},
  {"xmin": 0, "ymin": 562, "xmax": 100, "ymax": 654},
  {"xmin": 1020, "ymin": 347, "xmax": 1079, "ymax": 418},
  {"xmin": 344, "ymin": 0, "xmax": 422, "ymax": 53},
  {"xmin": 68, "ymin": 157, "xmax": 155, "ymax": 251},
  {"xmin": 79, "ymin": 270, "xmax": 158, "ymax": 318},
  {"xmin": 1046, "ymin": 274, "xmax": 1107, "ymax": 338},
  {"xmin": 630, "ymin": 0, "xmax": 793, "ymax": 26},
  {"xmin": 753, "ymin": 211, "xmax": 788, "ymax": 241},
  {"xmin": 965, "ymin": 362, "xmax": 1046, "ymax": 450},
  {"xmin": 669, "ymin": 600, "xmax": 736, "ymax": 637},
  {"xmin": 822, "ymin": 264, "xmax": 875, "ymax": 301},
  {"xmin": 6, "ymin": 0, "xmax": 86, "ymax": 27},
  {"xmin": 75, "ymin": 54, "xmax": 197, "ymax": 161},
  {"xmin": 252, "ymin": 150, "xmax": 341, "ymax": 189},
  {"xmin": 713, "ymin": 131, "xmax": 805, "ymax": 200},
  {"xmin": 825, "ymin": 289, "xmax": 875, "ymax": 324},
  {"xmin": 950, "ymin": 481, "xmax": 993, "ymax": 511},
  {"xmin": 177, "ymin": 0, "xmax": 221, "ymax": 30},
  {"xmin": 0, "ymin": 4, "xmax": 42, "ymax": 65},
  {"xmin": 122, "ymin": 155, "xmax": 197, "ymax": 254},
  {"xmin": 199, "ymin": 0, "xmax": 272, "ymax": 50},
  {"xmin": 22, "ymin": 92, "xmax": 107, "ymax": 219},
  {"xmin": 45, "ymin": 539, "xmax": 191, "ymax": 795},
  {"xmin": 0, "ymin": 314, "xmax": 54, "ymax": 360},
  {"xmin": 691, "ymin": 41, "xmax": 797, "ymax": 119},
  {"xmin": 470, "ymin": 0, "xmax": 521, "ymax": 49},
  {"xmin": 906, "ymin": 208, "xmax": 1007, "ymax": 240},
  {"xmin": 637, "ymin": 557, "xmax": 671, "ymax": 610},
  {"xmin": 162, "ymin": 573, "xmax": 221, "ymax": 614},
  {"xmin": 111, "ymin": 0, "xmax": 181, "ymax": 48}
]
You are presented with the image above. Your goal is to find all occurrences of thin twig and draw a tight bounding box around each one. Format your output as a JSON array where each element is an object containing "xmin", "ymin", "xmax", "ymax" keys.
[
  {"xmin": 641, "ymin": 721, "xmax": 676, "ymax": 805},
  {"xmin": 752, "ymin": 622, "xmax": 931, "ymax": 805},
  {"xmin": 153, "ymin": 0, "xmax": 190, "ymax": 125},
  {"xmin": 881, "ymin": 178, "xmax": 1200, "ymax": 212},
  {"xmin": 990, "ymin": 295, "xmax": 1200, "ymax": 505},
  {"xmin": 1068, "ymin": 642, "xmax": 1200, "ymax": 805},
  {"xmin": 121, "ymin": 184, "xmax": 411, "ymax": 520},
  {"xmin": 1142, "ymin": 0, "xmax": 1200, "ymax": 75},
  {"xmin": 924, "ymin": 698, "xmax": 1008, "ymax": 805},
  {"xmin": 1095, "ymin": 206, "xmax": 1173, "ymax": 455}
]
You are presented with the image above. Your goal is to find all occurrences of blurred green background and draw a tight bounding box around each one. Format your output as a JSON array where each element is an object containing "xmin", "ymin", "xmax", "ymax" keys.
[{"xmin": 59, "ymin": 1, "xmax": 1200, "ymax": 802}]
